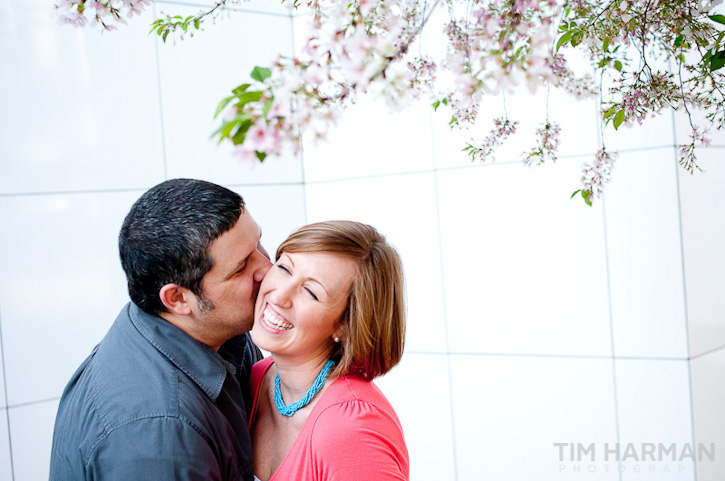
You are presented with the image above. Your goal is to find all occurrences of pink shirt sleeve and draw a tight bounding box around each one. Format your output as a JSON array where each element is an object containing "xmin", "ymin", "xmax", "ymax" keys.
[{"xmin": 309, "ymin": 395, "xmax": 409, "ymax": 480}]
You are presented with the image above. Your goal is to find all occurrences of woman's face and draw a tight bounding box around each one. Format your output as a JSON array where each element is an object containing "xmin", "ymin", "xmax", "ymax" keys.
[{"xmin": 251, "ymin": 251, "xmax": 357, "ymax": 362}]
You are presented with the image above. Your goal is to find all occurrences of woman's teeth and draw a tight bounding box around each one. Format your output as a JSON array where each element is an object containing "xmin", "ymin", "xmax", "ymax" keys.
[{"xmin": 263, "ymin": 306, "xmax": 293, "ymax": 331}]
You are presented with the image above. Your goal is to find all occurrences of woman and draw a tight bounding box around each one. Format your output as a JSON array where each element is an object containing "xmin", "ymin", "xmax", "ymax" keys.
[{"xmin": 249, "ymin": 220, "xmax": 409, "ymax": 481}]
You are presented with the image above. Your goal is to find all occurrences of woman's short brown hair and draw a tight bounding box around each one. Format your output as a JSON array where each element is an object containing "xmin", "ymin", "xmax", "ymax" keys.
[{"xmin": 276, "ymin": 220, "xmax": 406, "ymax": 380}]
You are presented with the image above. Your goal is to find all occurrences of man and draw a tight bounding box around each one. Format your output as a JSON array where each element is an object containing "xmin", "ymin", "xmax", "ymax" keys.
[{"xmin": 50, "ymin": 178, "xmax": 272, "ymax": 480}]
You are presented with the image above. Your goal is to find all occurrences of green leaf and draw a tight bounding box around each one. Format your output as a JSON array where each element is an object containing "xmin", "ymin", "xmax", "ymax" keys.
[
  {"xmin": 232, "ymin": 83, "xmax": 251, "ymax": 95},
  {"xmin": 231, "ymin": 120, "xmax": 253, "ymax": 145},
  {"xmin": 716, "ymin": 32, "xmax": 725, "ymax": 51},
  {"xmin": 214, "ymin": 96, "xmax": 236, "ymax": 119},
  {"xmin": 262, "ymin": 98, "xmax": 274, "ymax": 116},
  {"xmin": 598, "ymin": 58, "xmax": 608, "ymax": 68},
  {"xmin": 603, "ymin": 106, "xmax": 617, "ymax": 119},
  {"xmin": 614, "ymin": 60, "xmax": 623, "ymax": 72},
  {"xmin": 556, "ymin": 31, "xmax": 573, "ymax": 51},
  {"xmin": 582, "ymin": 190, "xmax": 593, "ymax": 206},
  {"xmin": 613, "ymin": 109, "xmax": 625, "ymax": 130},
  {"xmin": 571, "ymin": 189, "xmax": 582, "ymax": 199},
  {"xmin": 711, "ymin": 50, "xmax": 725, "ymax": 72},
  {"xmin": 214, "ymin": 120, "xmax": 241, "ymax": 142},
  {"xmin": 255, "ymin": 151, "xmax": 267, "ymax": 162},
  {"xmin": 709, "ymin": 14, "xmax": 725, "ymax": 25},
  {"xmin": 602, "ymin": 37, "xmax": 610, "ymax": 52},
  {"xmin": 432, "ymin": 100, "xmax": 441, "ymax": 111},
  {"xmin": 235, "ymin": 91, "xmax": 264, "ymax": 109},
  {"xmin": 162, "ymin": 30, "xmax": 169, "ymax": 43},
  {"xmin": 571, "ymin": 32, "xmax": 583, "ymax": 48},
  {"xmin": 674, "ymin": 35, "xmax": 685, "ymax": 48},
  {"xmin": 250, "ymin": 66, "xmax": 272, "ymax": 83}
]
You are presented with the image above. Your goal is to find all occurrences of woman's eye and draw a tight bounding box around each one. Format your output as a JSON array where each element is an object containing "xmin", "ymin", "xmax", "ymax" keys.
[
  {"xmin": 277, "ymin": 264, "xmax": 291, "ymax": 274},
  {"xmin": 305, "ymin": 287, "xmax": 319, "ymax": 301}
]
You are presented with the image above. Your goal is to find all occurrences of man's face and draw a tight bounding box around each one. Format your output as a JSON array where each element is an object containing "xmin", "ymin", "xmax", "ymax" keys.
[{"xmin": 190, "ymin": 209, "xmax": 272, "ymax": 350}]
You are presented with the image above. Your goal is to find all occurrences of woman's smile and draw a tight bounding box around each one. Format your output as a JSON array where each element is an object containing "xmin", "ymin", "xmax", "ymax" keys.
[{"xmin": 260, "ymin": 303, "xmax": 294, "ymax": 332}]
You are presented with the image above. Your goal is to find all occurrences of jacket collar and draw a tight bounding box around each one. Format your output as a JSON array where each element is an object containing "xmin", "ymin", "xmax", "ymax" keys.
[{"xmin": 127, "ymin": 302, "xmax": 236, "ymax": 401}]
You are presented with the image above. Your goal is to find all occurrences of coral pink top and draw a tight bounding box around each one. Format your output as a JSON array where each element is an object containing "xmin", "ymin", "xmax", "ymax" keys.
[{"xmin": 250, "ymin": 357, "xmax": 409, "ymax": 481}]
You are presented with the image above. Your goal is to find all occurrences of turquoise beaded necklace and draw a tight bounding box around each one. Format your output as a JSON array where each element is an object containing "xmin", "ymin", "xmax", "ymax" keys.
[{"xmin": 274, "ymin": 359, "xmax": 336, "ymax": 417}]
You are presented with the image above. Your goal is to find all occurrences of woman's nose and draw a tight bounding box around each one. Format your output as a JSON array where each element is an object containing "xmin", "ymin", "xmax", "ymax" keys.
[{"xmin": 268, "ymin": 279, "xmax": 294, "ymax": 308}]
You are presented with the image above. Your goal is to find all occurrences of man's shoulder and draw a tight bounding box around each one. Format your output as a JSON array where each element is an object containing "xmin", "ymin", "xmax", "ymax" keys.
[{"xmin": 57, "ymin": 305, "xmax": 208, "ymax": 429}]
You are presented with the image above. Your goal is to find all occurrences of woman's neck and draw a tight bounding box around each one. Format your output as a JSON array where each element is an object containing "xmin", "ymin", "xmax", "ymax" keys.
[{"xmin": 272, "ymin": 352, "xmax": 335, "ymax": 401}]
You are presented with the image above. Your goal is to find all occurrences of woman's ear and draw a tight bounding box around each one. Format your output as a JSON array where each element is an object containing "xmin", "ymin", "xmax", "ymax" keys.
[
  {"xmin": 332, "ymin": 324, "xmax": 346, "ymax": 343},
  {"xmin": 159, "ymin": 284, "xmax": 193, "ymax": 315}
]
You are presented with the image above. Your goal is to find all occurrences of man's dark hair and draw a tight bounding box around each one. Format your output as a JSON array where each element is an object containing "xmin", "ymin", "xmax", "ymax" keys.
[{"xmin": 119, "ymin": 178, "xmax": 245, "ymax": 315}]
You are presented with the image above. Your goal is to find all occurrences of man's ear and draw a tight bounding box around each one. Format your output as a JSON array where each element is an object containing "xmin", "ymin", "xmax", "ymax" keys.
[{"xmin": 159, "ymin": 284, "xmax": 193, "ymax": 315}]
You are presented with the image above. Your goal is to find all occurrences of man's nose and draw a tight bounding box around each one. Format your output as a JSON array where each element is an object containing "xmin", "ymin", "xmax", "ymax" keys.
[{"xmin": 252, "ymin": 252, "xmax": 272, "ymax": 284}]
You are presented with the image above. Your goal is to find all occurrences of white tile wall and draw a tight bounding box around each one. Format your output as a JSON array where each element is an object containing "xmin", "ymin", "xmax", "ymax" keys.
[
  {"xmin": 604, "ymin": 147, "xmax": 689, "ymax": 358},
  {"xmin": 0, "ymin": 0, "xmax": 165, "ymax": 195},
  {"xmin": 673, "ymin": 110, "xmax": 725, "ymax": 147},
  {"xmin": 431, "ymin": 87, "xmax": 600, "ymax": 169},
  {"xmin": 231, "ymin": 183, "xmax": 307, "ymax": 257},
  {"xmin": 615, "ymin": 359, "xmax": 695, "ymax": 481},
  {"xmin": 156, "ymin": 4, "xmax": 302, "ymax": 185},
  {"xmin": 159, "ymin": 0, "xmax": 293, "ymax": 17},
  {"xmin": 301, "ymin": 96, "xmax": 436, "ymax": 182},
  {"xmin": 430, "ymin": 90, "xmax": 538, "ymax": 169},
  {"xmin": 690, "ymin": 348, "xmax": 725, "ymax": 481},
  {"xmin": 305, "ymin": 173, "xmax": 447, "ymax": 353},
  {"xmin": 604, "ymin": 112, "xmax": 676, "ymax": 153},
  {"xmin": 0, "ymin": 192, "xmax": 138, "ymax": 406},
  {"xmin": 437, "ymin": 158, "xmax": 612, "ymax": 356},
  {"xmin": 0, "ymin": 411, "xmax": 12, "ymax": 480},
  {"xmin": 8, "ymin": 400, "xmax": 58, "ymax": 481},
  {"xmin": 450, "ymin": 355, "xmax": 618, "ymax": 481},
  {"xmin": 678, "ymin": 148, "xmax": 725, "ymax": 357},
  {"xmin": 375, "ymin": 353, "xmax": 456, "ymax": 481},
  {"xmin": 0, "ymin": 331, "xmax": 6, "ymax": 409},
  {"xmin": 547, "ymin": 87, "xmax": 601, "ymax": 159}
]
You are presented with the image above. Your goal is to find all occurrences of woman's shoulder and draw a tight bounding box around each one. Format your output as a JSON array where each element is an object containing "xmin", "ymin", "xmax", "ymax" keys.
[
  {"xmin": 307, "ymin": 376, "xmax": 409, "ymax": 479},
  {"xmin": 312, "ymin": 375, "xmax": 404, "ymax": 434}
]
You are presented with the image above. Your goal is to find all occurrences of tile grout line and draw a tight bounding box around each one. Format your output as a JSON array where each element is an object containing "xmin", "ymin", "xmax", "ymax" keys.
[
  {"xmin": 672, "ymin": 107, "xmax": 699, "ymax": 481},
  {"xmin": 603, "ymin": 200, "xmax": 623, "ymax": 481},
  {"xmin": 289, "ymin": 13, "xmax": 309, "ymax": 228},
  {"xmin": 6, "ymin": 144, "xmax": 718, "ymax": 198},
  {"xmin": 0, "ymin": 308, "xmax": 16, "ymax": 480},
  {"xmin": 689, "ymin": 345, "xmax": 725, "ymax": 361},
  {"xmin": 429, "ymin": 102, "xmax": 459, "ymax": 480},
  {"xmin": 153, "ymin": 2, "xmax": 170, "ymax": 180},
  {"xmin": 5, "ymin": 397, "xmax": 62, "ymax": 411},
  {"xmin": 404, "ymin": 351, "xmax": 691, "ymax": 361},
  {"xmin": 597, "ymin": 90, "xmax": 623, "ymax": 480},
  {"xmin": 0, "ymin": 182, "xmax": 307, "ymax": 199}
]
